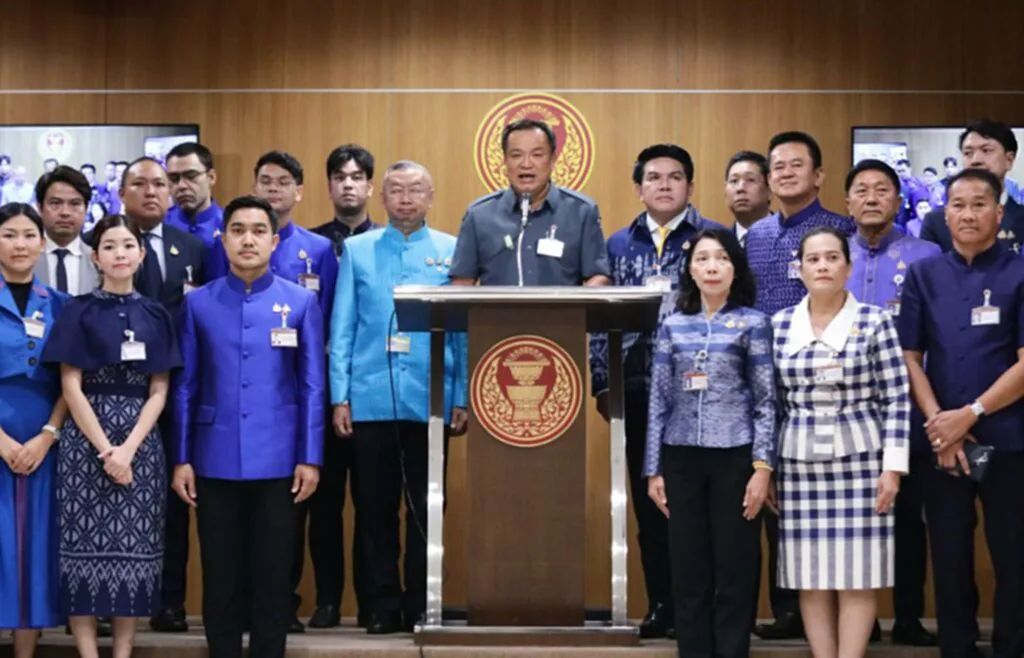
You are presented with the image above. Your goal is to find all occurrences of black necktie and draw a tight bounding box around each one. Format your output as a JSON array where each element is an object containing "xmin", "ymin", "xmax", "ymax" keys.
[
  {"xmin": 54, "ymin": 248, "xmax": 69, "ymax": 293},
  {"xmin": 138, "ymin": 232, "xmax": 163, "ymax": 299}
]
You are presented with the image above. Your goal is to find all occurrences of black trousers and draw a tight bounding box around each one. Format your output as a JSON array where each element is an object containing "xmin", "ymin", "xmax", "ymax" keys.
[
  {"xmin": 762, "ymin": 496, "xmax": 799, "ymax": 619},
  {"xmin": 922, "ymin": 450, "xmax": 1024, "ymax": 658},
  {"xmin": 350, "ymin": 421, "xmax": 448, "ymax": 619},
  {"xmin": 196, "ymin": 477, "xmax": 297, "ymax": 658},
  {"xmin": 290, "ymin": 432, "xmax": 365, "ymax": 612},
  {"xmin": 158, "ymin": 410, "xmax": 190, "ymax": 609},
  {"xmin": 664, "ymin": 445, "xmax": 760, "ymax": 658},
  {"xmin": 892, "ymin": 453, "xmax": 930, "ymax": 624},
  {"xmin": 625, "ymin": 389, "xmax": 673, "ymax": 611}
]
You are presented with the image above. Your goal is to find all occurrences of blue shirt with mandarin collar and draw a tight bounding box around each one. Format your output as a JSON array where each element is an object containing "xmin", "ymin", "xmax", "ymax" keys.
[
  {"xmin": 207, "ymin": 220, "xmax": 338, "ymax": 331},
  {"xmin": 847, "ymin": 226, "xmax": 941, "ymax": 453},
  {"xmin": 897, "ymin": 241, "xmax": 1024, "ymax": 451},
  {"xmin": 172, "ymin": 270, "xmax": 325, "ymax": 480},
  {"xmin": 745, "ymin": 198, "xmax": 853, "ymax": 316}
]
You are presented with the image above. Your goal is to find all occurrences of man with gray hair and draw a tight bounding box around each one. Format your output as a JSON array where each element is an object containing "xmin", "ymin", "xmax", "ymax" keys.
[{"xmin": 329, "ymin": 161, "xmax": 468, "ymax": 635}]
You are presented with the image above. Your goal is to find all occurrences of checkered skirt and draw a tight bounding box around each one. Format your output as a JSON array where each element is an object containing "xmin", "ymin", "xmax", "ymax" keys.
[{"xmin": 777, "ymin": 450, "xmax": 893, "ymax": 590}]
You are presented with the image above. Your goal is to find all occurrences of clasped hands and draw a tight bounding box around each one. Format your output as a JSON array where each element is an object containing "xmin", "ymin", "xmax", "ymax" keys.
[
  {"xmin": 925, "ymin": 406, "xmax": 978, "ymax": 476},
  {"xmin": 99, "ymin": 443, "xmax": 135, "ymax": 486}
]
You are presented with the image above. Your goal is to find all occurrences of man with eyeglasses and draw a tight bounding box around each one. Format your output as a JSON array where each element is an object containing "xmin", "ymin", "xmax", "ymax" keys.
[{"xmin": 165, "ymin": 143, "xmax": 224, "ymax": 251}]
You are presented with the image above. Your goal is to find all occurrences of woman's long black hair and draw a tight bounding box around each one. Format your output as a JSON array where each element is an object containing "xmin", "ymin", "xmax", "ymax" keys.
[{"xmin": 676, "ymin": 227, "xmax": 757, "ymax": 314}]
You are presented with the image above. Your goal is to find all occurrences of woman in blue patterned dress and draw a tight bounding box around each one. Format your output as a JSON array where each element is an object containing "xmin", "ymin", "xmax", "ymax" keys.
[
  {"xmin": 42, "ymin": 215, "xmax": 180, "ymax": 658},
  {"xmin": 645, "ymin": 228, "xmax": 777, "ymax": 658},
  {"xmin": 0, "ymin": 203, "xmax": 68, "ymax": 658}
]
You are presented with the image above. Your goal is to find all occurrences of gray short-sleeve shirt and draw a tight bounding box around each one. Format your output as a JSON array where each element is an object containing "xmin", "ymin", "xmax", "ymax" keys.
[{"xmin": 449, "ymin": 185, "xmax": 610, "ymax": 286}]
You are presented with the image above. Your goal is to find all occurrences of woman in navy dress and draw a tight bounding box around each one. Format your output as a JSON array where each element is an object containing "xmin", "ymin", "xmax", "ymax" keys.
[
  {"xmin": 42, "ymin": 214, "xmax": 180, "ymax": 658},
  {"xmin": 0, "ymin": 203, "xmax": 68, "ymax": 658}
]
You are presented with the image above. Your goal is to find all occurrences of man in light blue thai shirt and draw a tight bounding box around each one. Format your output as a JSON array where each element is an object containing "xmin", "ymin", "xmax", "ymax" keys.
[
  {"xmin": 329, "ymin": 160, "xmax": 468, "ymax": 636},
  {"xmin": 844, "ymin": 159, "xmax": 941, "ymax": 648}
]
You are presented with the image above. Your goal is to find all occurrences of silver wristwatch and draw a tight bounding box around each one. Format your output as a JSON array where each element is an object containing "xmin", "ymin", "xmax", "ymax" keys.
[
  {"xmin": 42, "ymin": 423, "xmax": 61, "ymax": 440},
  {"xmin": 969, "ymin": 400, "xmax": 986, "ymax": 417}
]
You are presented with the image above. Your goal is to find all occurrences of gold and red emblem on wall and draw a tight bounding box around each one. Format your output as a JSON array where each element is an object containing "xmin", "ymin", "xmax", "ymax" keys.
[
  {"xmin": 470, "ymin": 335, "xmax": 582, "ymax": 448},
  {"xmin": 473, "ymin": 92, "xmax": 595, "ymax": 194}
]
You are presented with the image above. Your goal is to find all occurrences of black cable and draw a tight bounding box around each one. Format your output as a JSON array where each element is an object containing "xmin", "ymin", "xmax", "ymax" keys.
[{"xmin": 386, "ymin": 309, "xmax": 454, "ymax": 589}]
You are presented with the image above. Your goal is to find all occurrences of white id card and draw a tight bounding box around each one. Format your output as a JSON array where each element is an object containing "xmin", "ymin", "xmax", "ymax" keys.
[
  {"xmin": 388, "ymin": 335, "xmax": 412, "ymax": 353},
  {"xmin": 971, "ymin": 305, "xmax": 1000, "ymax": 326},
  {"xmin": 299, "ymin": 274, "xmax": 321, "ymax": 292},
  {"xmin": 886, "ymin": 299, "xmax": 901, "ymax": 317},
  {"xmin": 787, "ymin": 260, "xmax": 801, "ymax": 280},
  {"xmin": 646, "ymin": 275, "xmax": 672, "ymax": 293},
  {"xmin": 271, "ymin": 327, "xmax": 298, "ymax": 348},
  {"xmin": 682, "ymin": 372, "xmax": 708, "ymax": 391},
  {"xmin": 23, "ymin": 317, "xmax": 45, "ymax": 338},
  {"xmin": 121, "ymin": 341, "xmax": 147, "ymax": 361},
  {"xmin": 537, "ymin": 238, "xmax": 565, "ymax": 259},
  {"xmin": 814, "ymin": 364, "xmax": 843, "ymax": 384}
]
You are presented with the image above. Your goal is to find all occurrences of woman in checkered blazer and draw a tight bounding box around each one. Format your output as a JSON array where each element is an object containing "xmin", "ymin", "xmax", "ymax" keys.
[{"xmin": 771, "ymin": 226, "xmax": 911, "ymax": 658}]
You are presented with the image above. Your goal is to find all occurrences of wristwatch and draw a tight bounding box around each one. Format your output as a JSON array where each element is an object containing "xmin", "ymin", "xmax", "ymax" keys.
[
  {"xmin": 969, "ymin": 400, "xmax": 986, "ymax": 417},
  {"xmin": 42, "ymin": 424, "xmax": 61, "ymax": 440}
]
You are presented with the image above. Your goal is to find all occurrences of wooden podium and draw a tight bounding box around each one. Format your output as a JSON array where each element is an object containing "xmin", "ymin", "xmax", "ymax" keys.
[{"xmin": 393, "ymin": 286, "xmax": 662, "ymax": 647}]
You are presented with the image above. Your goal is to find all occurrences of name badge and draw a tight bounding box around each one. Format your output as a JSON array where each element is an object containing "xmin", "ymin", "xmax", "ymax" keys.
[
  {"xmin": 646, "ymin": 275, "xmax": 672, "ymax": 293},
  {"xmin": 814, "ymin": 364, "xmax": 843, "ymax": 384},
  {"xmin": 299, "ymin": 273, "xmax": 321, "ymax": 292},
  {"xmin": 682, "ymin": 372, "xmax": 708, "ymax": 391},
  {"xmin": 121, "ymin": 341, "xmax": 147, "ymax": 361},
  {"xmin": 971, "ymin": 289, "xmax": 1000, "ymax": 326},
  {"xmin": 537, "ymin": 238, "xmax": 564, "ymax": 259},
  {"xmin": 23, "ymin": 317, "xmax": 45, "ymax": 339},
  {"xmin": 503, "ymin": 234, "xmax": 514, "ymax": 250},
  {"xmin": 787, "ymin": 260, "xmax": 801, "ymax": 280},
  {"xmin": 388, "ymin": 335, "xmax": 412, "ymax": 353},
  {"xmin": 886, "ymin": 299, "xmax": 901, "ymax": 317},
  {"xmin": 271, "ymin": 327, "xmax": 298, "ymax": 348}
]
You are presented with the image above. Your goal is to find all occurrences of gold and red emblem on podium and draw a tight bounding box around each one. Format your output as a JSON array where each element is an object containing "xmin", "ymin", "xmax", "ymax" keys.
[
  {"xmin": 473, "ymin": 92, "xmax": 595, "ymax": 194},
  {"xmin": 470, "ymin": 335, "xmax": 582, "ymax": 448}
]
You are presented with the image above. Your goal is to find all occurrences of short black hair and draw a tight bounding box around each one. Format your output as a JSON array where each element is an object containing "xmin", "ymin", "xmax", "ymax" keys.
[
  {"xmin": 768, "ymin": 131, "xmax": 823, "ymax": 169},
  {"xmin": 676, "ymin": 228, "xmax": 756, "ymax": 314},
  {"xmin": 326, "ymin": 144, "xmax": 375, "ymax": 180},
  {"xmin": 90, "ymin": 213, "xmax": 144, "ymax": 252},
  {"xmin": 923, "ymin": 166, "xmax": 938, "ymax": 175},
  {"xmin": 501, "ymin": 119, "xmax": 557, "ymax": 155},
  {"xmin": 80, "ymin": 163, "xmax": 96, "ymax": 174},
  {"xmin": 798, "ymin": 226, "xmax": 851, "ymax": 263},
  {"xmin": 896, "ymin": 158, "xmax": 911, "ymax": 167},
  {"xmin": 960, "ymin": 118, "xmax": 1018, "ymax": 155},
  {"xmin": 122, "ymin": 156, "xmax": 166, "ymax": 188},
  {"xmin": 166, "ymin": 142, "xmax": 215, "ymax": 171},
  {"xmin": 116, "ymin": 161, "xmax": 129, "ymax": 167},
  {"xmin": 0, "ymin": 155, "xmax": 11, "ymax": 165},
  {"xmin": 35, "ymin": 165, "xmax": 93, "ymax": 205},
  {"xmin": 0, "ymin": 202, "xmax": 44, "ymax": 234},
  {"xmin": 631, "ymin": 144, "xmax": 695, "ymax": 185},
  {"xmin": 946, "ymin": 168, "xmax": 1003, "ymax": 201},
  {"xmin": 254, "ymin": 151, "xmax": 304, "ymax": 185},
  {"xmin": 223, "ymin": 195, "xmax": 279, "ymax": 233},
  {"xmin": 844, "ymin": 159, "xmax": 900, "ymax": 194},
  {"xmin": 105, "ymin": 160, "xmax": 117, "ymax": 168},
  {"xmin": 725, "ymin": 150, "xmax": 769, "ymax": 182},
  {"xmin": 943, "ymin": 156, "xmax": 958, "ymax": 167}
]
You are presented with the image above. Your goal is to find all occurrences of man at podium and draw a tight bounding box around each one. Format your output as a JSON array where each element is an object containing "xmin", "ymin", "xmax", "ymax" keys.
[{"xmin": 449, "ymin": 118, "xmax": 610, "ymax": 287}]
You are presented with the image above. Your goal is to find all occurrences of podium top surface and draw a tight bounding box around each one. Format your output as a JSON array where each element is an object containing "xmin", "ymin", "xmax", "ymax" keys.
[{"xmin": 392, "ymin": 285, "xmax": 664, "ymax": 333}]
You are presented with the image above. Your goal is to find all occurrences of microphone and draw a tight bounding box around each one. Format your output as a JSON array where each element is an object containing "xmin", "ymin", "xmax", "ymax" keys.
[{"xmin": 519, "ymin": 192, "xmax": 531, "ymax": 226}]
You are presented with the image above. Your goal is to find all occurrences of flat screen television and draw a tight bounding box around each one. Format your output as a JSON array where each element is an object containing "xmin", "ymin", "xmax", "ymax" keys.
[
  {"xmin": 0, "ymin": 123, "xmax": 199, "ymax": 224},
  {"xmin": 851, "ymin": 125, "xmax": 1024, "ymax": 234}
]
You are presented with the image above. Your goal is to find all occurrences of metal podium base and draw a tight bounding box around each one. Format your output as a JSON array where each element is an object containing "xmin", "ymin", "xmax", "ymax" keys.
[{"xmin": 414, "ymin": 622, "xmax": 639, "ymax": 647}]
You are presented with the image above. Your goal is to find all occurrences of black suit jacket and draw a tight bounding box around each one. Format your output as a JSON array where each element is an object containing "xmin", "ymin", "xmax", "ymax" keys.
[{"xmin": 157, "ymin": 224, "xmax": 206, "ymax": 319}]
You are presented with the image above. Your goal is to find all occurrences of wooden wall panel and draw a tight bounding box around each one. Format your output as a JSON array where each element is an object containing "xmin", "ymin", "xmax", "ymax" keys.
[{"xmin": 2, "ymin": 0, "xmax": 1020, "ymax": 622}]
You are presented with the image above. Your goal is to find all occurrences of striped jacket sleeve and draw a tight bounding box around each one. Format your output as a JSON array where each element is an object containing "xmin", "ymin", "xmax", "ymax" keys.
[{"xmin": 871, "ymin": 312, "xmax": 911, "ymax": 474}]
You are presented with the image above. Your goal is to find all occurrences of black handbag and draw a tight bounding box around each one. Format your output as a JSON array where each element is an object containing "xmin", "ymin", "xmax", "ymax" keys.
[{"xmin": 935, "ymin": 442, "xmax": 994, "ymax": 483}]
